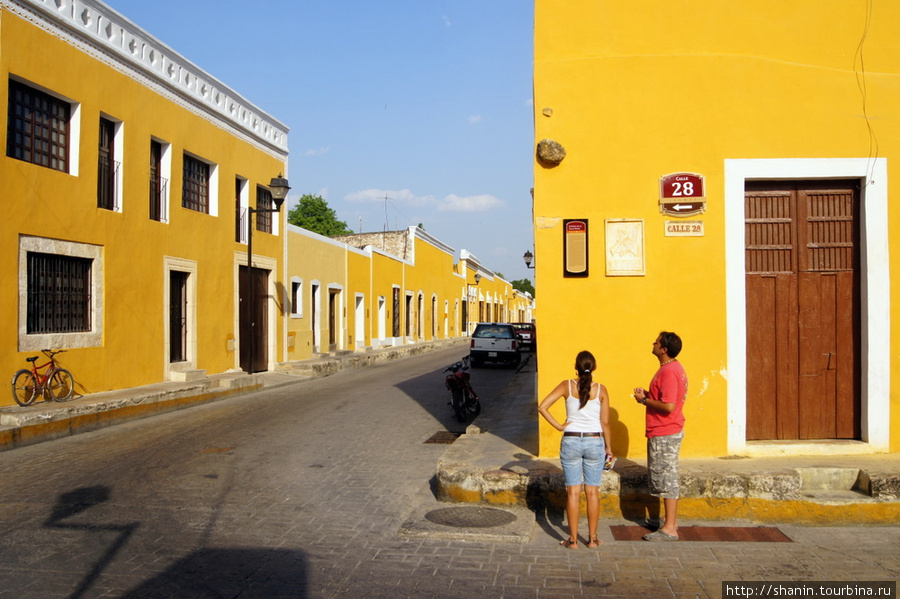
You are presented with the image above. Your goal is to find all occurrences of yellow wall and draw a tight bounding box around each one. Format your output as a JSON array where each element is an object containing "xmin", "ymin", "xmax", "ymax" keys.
[
  {"xmin": 285, "ymin": 226, "xmax": 347, "ymax": 358},
  {"xmin": 534, "ymin": 0, "xmax": 899, "ymax": 457},
  {"xmin": 371, "ymin": 250, "xmax": 406, "ymax": 344},
  {"xmin": 403, "ymin": 232, "xmax": 458, "ymax": 341},
  {"xmin": 2, "ymin": 4, "xmax": 287, "ymax": 403},
  {"xmin": 346, "ymin": 248, "xmax": 372, "ymax": 349}
]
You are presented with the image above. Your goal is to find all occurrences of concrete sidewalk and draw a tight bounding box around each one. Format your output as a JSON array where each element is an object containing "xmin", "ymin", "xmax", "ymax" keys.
[{"xmin": 436, "ymin": 353, "xmax": 900, "ymax": 526}]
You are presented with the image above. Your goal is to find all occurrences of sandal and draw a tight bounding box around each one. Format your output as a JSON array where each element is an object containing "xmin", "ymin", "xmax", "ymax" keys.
[
  {"xmin": 587, "ymin": 535, "xmax": 602, "ymax": 548},
  {"xmin": 642, "ymin": 529, "xmax": 678, "ymax": 542},
  {"xmin": 559, "ymin": 538, "xmax": 579, "ymax": 549}
]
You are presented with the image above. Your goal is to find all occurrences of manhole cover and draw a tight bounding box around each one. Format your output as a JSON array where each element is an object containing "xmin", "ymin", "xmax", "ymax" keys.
[
  {"xmin": 424, "ymin": 506, "xmax": 517, "ymax": 528},
  {"xmin": 424, "ymin": 431, "xmax": 461, "ymax": 444}
]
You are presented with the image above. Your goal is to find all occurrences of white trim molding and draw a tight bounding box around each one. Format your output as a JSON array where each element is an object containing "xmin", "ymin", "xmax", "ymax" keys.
[
  {"xmin": 5, "ymin": 0, "xmax": 289, "ymax": 158},
  {"xmin": 725, "ymin": 158, "xmax": 890, "ymax": 455}
]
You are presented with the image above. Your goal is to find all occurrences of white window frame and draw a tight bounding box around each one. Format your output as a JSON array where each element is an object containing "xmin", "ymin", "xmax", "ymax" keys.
[
  {"xmin": 291, "ymin": 277, "xmax": 303, "ymax": 318},
  {"xmin": 99, "ymin": 112, "xmax": 124, "ymax": 212},
  {"xmin": 724, "ymin": 158, "xmax": 889, "ymax": 455},
  {"xmin": 151, "ymin": 137, "xmax": 172, "ymax": 223},
  {"xmin": 182, "ymin": 150, "xmax": 219, "ymax": 216},
  {"xmin": 18, "ymin": 236, "xmax": 103, "ymax": 350}
]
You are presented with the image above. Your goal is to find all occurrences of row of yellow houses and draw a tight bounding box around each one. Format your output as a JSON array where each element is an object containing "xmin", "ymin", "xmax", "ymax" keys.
[
  {"xmin": 6, "ymin": 0, "xmax": 897, "ymax": 463},
  {"xmin": 1, "ymin": 0, "xmax": 532, "ymax": 407}
]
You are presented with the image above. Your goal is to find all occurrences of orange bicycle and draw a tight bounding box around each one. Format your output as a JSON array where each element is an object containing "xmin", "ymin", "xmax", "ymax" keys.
[{"xmin": 11, "ymin": 349, "xmax": 75, "ymax": 406}]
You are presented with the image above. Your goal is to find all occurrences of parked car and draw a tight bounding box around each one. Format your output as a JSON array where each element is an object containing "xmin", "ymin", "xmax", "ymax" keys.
[
  {"xmin": 511, "ymin": 322, "xmax": 536, "ymax": 351},
  {"xmin": 469, "ymin": 323, "xmax": 521, "ymax": 368}
]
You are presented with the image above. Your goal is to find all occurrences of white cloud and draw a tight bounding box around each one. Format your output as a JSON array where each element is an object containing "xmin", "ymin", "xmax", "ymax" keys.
[
  {"xmin": 437, "ymin": 194, "xmax": 504, "ymax": 212},
  {"xmin": 304, "ymin": 146, "xmax": 331, "ymax": 157},
  {"xmin": 442, "ymin": 15, "xmax": 451, "ymax": 27},
  {"xmin": 467, "ymin": 115, "xmax": 483, "ymax": 124}
]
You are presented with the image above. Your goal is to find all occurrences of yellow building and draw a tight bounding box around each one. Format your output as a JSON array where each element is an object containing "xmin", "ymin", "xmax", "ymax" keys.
[
  {"xmin": 534, "ymin": 1, "xmax": 896, "ymax": 458},
  {"xmin": 288, "ymin": 226, "xmax": 534, "ymax": 357},
  {"xmin": 2, "ymin": 0, "xmax": 289, "ymax": 403},
  {"xmin": 284, "ymin": 226, "xmax": 350, "ymax": 359}
]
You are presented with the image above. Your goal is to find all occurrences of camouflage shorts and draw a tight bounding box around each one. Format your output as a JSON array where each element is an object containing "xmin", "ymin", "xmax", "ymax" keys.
[{"xmin": 647, "ymin": 431, "xmax": 684, "ymax": 499}]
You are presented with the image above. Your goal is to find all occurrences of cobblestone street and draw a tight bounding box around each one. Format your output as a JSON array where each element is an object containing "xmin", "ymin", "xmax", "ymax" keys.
[{"xmin": 0, "ymin": 347, "xmax": 896, "ymax": 599}]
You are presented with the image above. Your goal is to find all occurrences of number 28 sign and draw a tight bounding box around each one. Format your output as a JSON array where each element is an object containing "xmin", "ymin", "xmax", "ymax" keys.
[
  {"xmin": 659, "ymin": 172, "xmax": 706, "ymax": 218},
  {"xmin": 660, "ymin": 172, "xmax": 704, "ymax": 199}
]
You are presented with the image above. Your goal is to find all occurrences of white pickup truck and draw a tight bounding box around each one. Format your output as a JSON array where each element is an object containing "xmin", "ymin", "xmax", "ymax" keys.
[{"xmin": 469, "ymin": 323, "xmax": 521, "ymax": 368}]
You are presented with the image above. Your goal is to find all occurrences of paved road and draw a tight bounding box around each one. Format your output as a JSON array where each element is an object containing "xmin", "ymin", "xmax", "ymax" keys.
[{"xmin": 0, "ymin": 347, "xmax": 896, "ymax": 599}]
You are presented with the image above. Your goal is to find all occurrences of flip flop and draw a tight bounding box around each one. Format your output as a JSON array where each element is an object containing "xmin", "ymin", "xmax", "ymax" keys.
[{"xmin": 642, "ymin": 529, "xmax": 678, "ymax": 542}]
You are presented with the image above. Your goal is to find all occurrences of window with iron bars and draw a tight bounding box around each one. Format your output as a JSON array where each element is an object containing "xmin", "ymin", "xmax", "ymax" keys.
[
  {"xmin": 256, "ymin": 186, "xmax": 274, "ymax": 233},
  {"xmin": 27, "ymin": 252, "xmax": 92, "ymax": 334},
  {"xmin": 182, "ymin": 154, "xmax": 210, "ymax": 213},
  {"xmin": 7, "ymin": 79, "xmax": 70, "ymax": 172}
]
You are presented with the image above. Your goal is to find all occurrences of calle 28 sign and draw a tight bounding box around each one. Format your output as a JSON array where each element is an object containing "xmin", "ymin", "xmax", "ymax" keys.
[{"xmin": 659, "ymin": 172, "xmax": 706, "ymax": 217}]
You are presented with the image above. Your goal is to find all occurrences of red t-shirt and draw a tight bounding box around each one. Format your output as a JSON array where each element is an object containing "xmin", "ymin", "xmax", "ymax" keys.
[{"xmin": 645, "ymin": 360, "xmax": 688, "ymax": 438}]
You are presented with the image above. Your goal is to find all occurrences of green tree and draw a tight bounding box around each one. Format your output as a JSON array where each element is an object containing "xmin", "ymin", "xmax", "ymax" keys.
[
  {"xmin": 287, "ymin": 194, "xmax": 352, "ymax": 236},
  {"xmin": 511, "ymin": 278, "xmax": 535, "ymax": 297}
]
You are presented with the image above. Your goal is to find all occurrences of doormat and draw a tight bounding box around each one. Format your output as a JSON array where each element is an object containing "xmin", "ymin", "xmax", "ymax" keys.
[
  {"xmin": 424, "ymin": 431, "xmax": 462, "ymax": 444},
  {"xmin": 610, "ymin": 525, "xmax": 792, "ymax": 542}
]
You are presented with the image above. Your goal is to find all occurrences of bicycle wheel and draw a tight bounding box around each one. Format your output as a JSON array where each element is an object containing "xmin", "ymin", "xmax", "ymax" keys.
[
  {"xmin": 451, "ymin": 388, "xmax": 466, "ymax": 422},
  {"xmin": 11, "ymin": 370, "xmax": 38, "ymax": 406},
  {"xmin": 47, "ymin": 368, "xmax": 75, "ymax": 401}
]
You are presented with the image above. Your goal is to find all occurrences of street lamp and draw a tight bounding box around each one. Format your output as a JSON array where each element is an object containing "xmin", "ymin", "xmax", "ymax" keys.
[
  {"xmin": 245, "ymin": 174, "xmax": 291, "ymax": 373},
  {"xmin": 464, "ymin": 273, "xmax": 482, "ymax": 334},
  {"xmin": 523, "ymin": 250, "xmax": 535, "ymax": 269}
]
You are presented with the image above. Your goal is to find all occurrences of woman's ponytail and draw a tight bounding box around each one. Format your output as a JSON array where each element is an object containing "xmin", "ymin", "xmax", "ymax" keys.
[{"xmin": 574, "ymin": 350, "xmax": 596, "ymax": 409}]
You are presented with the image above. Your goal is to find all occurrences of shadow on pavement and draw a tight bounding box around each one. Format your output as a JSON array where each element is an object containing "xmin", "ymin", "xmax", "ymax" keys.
[
  {"xmin": 44, "ymin": 486, "xmax": 309, "ymax": 599},
  {"xmin": 393, "ymin": 347, "xmax": 522, "ymax": 437},
  {"xmin": 118, "ymin": 548, "xmax": 308, "ymax": 599}
]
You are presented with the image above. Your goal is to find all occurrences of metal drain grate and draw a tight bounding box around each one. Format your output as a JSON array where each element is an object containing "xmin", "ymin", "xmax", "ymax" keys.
[
  {"xmin": 424, "ymin": 431, "xmax": 461, "ymax": 444},
  {"xmin": 424, "ymin": 506, "xmax": 517, "ymax": 528}
]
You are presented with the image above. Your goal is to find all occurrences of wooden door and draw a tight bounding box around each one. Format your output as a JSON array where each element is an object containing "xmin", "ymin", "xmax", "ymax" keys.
[
  {"xmin": 328, "ymin": 290, "xmax": 338, "ymax": 350},
  {"xmin": 169, "ymin": 271, "xmax": 188, "ymax": 363},
  {"xmin": 239, "ymin": 265, "xmax": 268, "ymax": 373},
  {"xmin": 744, "ymin": 181, "xmax": 860, "ymax": 440}
]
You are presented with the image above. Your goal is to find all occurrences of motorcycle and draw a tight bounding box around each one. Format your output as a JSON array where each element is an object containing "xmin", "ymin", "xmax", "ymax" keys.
[{"xmin": 444, "ymin": 356, "xmax": 481, "ymax": 422}]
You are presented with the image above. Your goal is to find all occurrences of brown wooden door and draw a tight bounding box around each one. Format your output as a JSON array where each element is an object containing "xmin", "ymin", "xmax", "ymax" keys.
[
  {"xmin": 745, "ymin": 181, "xmax": 860, "ymax": 440},
  {"xmin": 169, "ymin": 271, "xmax": 188, "ymax": 363},
  {"xmin": 328, "ymin": 290, "xmax": 338, "ymax": 350},
  {"xmin": 239, "ymin": 265, "xmax": 269, "ymax": 373}
]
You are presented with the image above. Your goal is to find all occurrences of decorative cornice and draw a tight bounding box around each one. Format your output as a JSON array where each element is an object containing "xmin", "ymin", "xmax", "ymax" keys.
[
  {"xmin": 410, "ymin": 226, "xmax": 456, "ymax": 256},
  {"xmin": 4, "ymin": 0, "xmax": 289, "ymax": 157}
]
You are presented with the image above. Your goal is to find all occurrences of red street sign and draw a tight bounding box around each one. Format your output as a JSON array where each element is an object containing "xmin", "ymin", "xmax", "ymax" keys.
[{"xmin": 660, "ymin": 172, "xmax": 705, "ymax": 200}]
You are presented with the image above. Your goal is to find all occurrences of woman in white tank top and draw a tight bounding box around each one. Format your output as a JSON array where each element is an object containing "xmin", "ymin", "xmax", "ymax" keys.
[{"xmin": 538, "ymin": 350, "xmax": 613, "ymax": 549}]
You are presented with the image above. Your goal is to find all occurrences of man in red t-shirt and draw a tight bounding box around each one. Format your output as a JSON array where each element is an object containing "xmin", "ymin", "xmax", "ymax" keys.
[{"xmin": 634, "ymin": 331, "xmax": 688, "ymax": 541}]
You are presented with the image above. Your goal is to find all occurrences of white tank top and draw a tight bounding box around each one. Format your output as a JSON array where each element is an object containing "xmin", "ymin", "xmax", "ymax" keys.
[{"xmin": 564, "ymin": 380, "xmax": 602, "ymax": 433}]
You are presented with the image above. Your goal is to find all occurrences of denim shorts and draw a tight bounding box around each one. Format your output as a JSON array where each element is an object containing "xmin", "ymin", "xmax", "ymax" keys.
[{"xmin": 559, "ymin": 435, "xmax": 605, "ymax": 487}]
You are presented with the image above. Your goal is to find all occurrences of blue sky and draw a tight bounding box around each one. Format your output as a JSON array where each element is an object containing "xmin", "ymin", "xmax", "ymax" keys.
[{"xmin": 105, "ymin": 1, "xmax": 536, "ymax": 284}]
